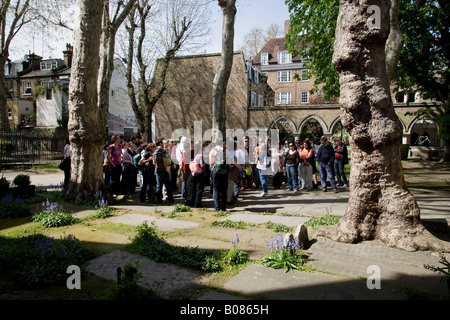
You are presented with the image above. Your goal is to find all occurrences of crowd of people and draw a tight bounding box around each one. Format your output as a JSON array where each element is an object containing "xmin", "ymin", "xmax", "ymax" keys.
[{"xmin": 101, "ymin": 134, "xmax": 349, "ymax": 212}]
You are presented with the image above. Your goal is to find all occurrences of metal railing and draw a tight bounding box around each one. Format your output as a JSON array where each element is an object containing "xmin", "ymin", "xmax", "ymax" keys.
[{"xmin": 0, "ymin": 130, "xmax": 65, "ymax": 170}]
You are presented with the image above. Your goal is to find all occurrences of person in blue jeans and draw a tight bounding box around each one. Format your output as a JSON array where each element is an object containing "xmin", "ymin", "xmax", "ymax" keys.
[
  {"xmin": 256, "ymin": 141, "xmax": 271, "ymax": 197},
  {"xmin": 316, "ymin": 136, "xmax": 338, "ymax": 193},
  {"xmin": 334, "ymin": 137, "xmax": 349, "ymax": 187},
  {"xmin": 154, "ymin": 139, "xmax": 174, "ymax": 203},
  {"xmin": 283, "ymin": 142, "xmax": 300, "ymax": 192}
]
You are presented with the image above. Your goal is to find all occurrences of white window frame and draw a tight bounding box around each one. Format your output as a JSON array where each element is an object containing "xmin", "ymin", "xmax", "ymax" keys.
[
  {"xmin": 7, "ymin": 108, "xmax": 13, "ymax": 120},
  {"xmin": 250, "ymin": 91, "xmax": 257, "ymax": 107},
  {"xmin": 301, "ymin": 91, "xmax": 309, "ymax": 104},
  {"xmin": 40, "ymin": 61, "xmax": 57, "ymax": 70},
  {"xmin": 277, "ymin": 70, "xmax": 291, "ymax": 83},
  {"xmin": 277, "ymin": 51, "xmax": 292, "ymax": 64},
  {"xmin": 301, "ymin": 69, "xmax": 309, "ymax": 81},
  {"xmin": 277, "ymin": 92, "xmax": 291, "ymax": 105},
  {"xmin": 261, "ymin": 52, "xmax": 269, "ymax": 65},
  {"xmin": 23, "ymin": 81, "xmax": 32, "ymax": 95},
  {"xmin": 258, "ymin": 94, "xmax": 264, "ymax": 107}
]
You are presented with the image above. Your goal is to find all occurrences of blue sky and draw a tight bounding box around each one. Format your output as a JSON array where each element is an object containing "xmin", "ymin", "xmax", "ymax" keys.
[
  {"xmin": 9, "ymin": 0, "xmax": 291, "ymax": 61},
  {"xmin": 203, "ymin": 0, "xmax": 290, "ymax": 54}
]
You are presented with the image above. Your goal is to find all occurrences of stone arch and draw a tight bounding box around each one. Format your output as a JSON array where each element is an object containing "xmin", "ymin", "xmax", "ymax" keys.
[
  {"xmin": 329, "ymin": 116, "xmax": 343, "ymax": 135},
  {"xmin": 407, "ymin": 114, "xmax": 440, "ymax": 147},
  {"xmin": 298, "ymin": 114, "xmax": 327, "ymax": 145},
  {"xmin": 269, "ymin": 114, "xmax": 297, "ymax": 143}
]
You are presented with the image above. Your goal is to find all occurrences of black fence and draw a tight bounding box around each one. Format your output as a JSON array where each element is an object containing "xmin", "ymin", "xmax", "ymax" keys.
[{"xmin": 0, "ymin": 130, "xmax": 66, "ymax": 170}]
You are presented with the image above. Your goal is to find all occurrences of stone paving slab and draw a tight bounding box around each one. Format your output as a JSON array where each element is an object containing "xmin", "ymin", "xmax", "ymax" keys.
[
  {"xmin": 223, "ymin": 263, "xmax": 402, "ymax": 300},
  {"xmin": 222, "ymin": 237, "xmax": 449, "ymax": 299},
  {"xmin": 107, "ymin": 213, "xmax": 200, "ymax": 230},
  {"xmin": 222, "ymin": 213, "xmax": 310, "ymax": 227},
  {"xmin": 86, "ymin": 250, "xmax": 203, "ymax": 298},
  {"xmin": 306, "ymin": 237, "xmax": 448, "ymax": 296}
]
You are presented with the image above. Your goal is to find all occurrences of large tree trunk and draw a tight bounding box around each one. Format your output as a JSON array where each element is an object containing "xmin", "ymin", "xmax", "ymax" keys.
[
  {"xmin": 65, "ymin": 0, "xmax": 106, "ymax": 201},
  {"xmin": 316, "ymin": 0, "xmax": 450, "ymax": 252},
  {"xmin": 212, "ymin": 0, "xmax": 236, "ymax": 135}
]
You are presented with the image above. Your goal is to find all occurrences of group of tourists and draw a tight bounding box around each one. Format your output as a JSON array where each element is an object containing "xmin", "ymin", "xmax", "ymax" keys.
[{"xmin": 101, "ymin": 133, "xmax": 349, "ymax": 212}]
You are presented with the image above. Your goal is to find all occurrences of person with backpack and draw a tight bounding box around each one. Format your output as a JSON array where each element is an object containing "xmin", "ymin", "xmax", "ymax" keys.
[
  {"xmin": 189, "ymin": 140, "xmax": 206, "ymax": 208},
  {"xmin": 154, "ymin": 139, "xmax": 174, "ymax": 204},
  {"xmin": 137, "ymin": 143, "xmax": 156, "ymax": 202},
  {"xmin": 209, "ymin": 138, "xmax": 229, "ymax": 212}
]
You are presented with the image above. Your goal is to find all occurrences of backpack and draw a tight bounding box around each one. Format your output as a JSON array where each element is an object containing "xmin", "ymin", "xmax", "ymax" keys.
[
  {"xmin": 214, "ymin": 148, "xmax": 229, "ymax": 175},
  {"xmin": 133, "ymin": 153, "xmax": 142, "ymax": 169}
]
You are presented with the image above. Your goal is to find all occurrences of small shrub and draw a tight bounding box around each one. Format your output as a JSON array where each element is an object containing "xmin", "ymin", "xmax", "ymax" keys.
[
  {"xmin": 265, "ymin": 221, "xmax": 292, "ymax": 233},
  {"xmin": 424, "ymin": 253, "xmax": 450, "ymax": 285},
  {"xmin": 305, "ymin": 209, "xmax": 340, "ymax": 230},
  {"xmin": 0, "ymin": 234, "xmax": 95, "ymax": 286},
  {"xmin": 13, "ymin": 174, "xmax": 31, "ymax": 188},
  {"xmin": 0, "ymin": 176, "xmax": 10, "ymax": 195},
  {"xmin": 126, "ymin": 222, "xmax": 216, "ymax": 271},
  {"xmin": 92, "ymin": 198, "xmax": 114, "ymax": 218},
  {"xmin": 97, "ymin": 262, "xmax": 160, "ymax": 300},
  {"xmin": 222, "ymin": 234, "xmax": 249, "ymax": 266},
  {"xmin": 261, "ymin": 235, "xmax": 308, "ymax": 272},
  {"xmin": 202, "ymin": 255, "xmax": 222, "ymax": 273},
  {"xmin": 32, "ymin": 199, "xmax": 80, "ymax": 227},
  {"xmin": 211, "ymin": 220, "xmax": 248, "ymax": 229},
  {"xmin": 172, "ymin": 203, "xmax": 191, "ymax": 213}
]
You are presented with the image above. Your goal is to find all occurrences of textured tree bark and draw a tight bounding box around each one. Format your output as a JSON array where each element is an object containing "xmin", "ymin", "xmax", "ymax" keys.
[
  {"xmin": 212, "ymin": 0, "xmax": 236, "ymax": 135},
  {"xmin": 316, "ymin": 0, "xmax": 450, "ymax": 252},
  {"xmin": 65, "ymin": 0, "xmax": 106, "ymax": 201}
]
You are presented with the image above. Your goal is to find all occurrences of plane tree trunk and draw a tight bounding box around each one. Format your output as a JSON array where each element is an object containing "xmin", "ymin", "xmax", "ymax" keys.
[
  {"xmin": 316, "ymin": 0, "xmax": 450, "ymax": 252},
  {"xmin": 65, "ymin": 0, "xmax": 106, "ymax": 201}
]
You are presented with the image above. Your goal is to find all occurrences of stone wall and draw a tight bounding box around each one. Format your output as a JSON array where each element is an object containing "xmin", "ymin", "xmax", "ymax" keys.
[{"xmin": 155, "ymin": 53, "xmax": 249, "ymax": 140}]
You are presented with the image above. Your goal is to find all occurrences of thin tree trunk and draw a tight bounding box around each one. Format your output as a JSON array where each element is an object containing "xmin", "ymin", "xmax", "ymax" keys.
[
  {"xmin": 0, "ymin": 56, "xmax": 8, "ymax": 130},
  {"xmin": 65, "ymin": 0, "xmax": 106, "ymax": 201},
  {"xmin": 316, "ymin": 0, "xmax": 450, "ymax": 252},
  {"xmin": 125, "ymin": 6, "xmax": 146, "ymax": 139},
  {"xmin": 98, "ymin": 0, "xmax": 136, "ymax": 140},
  {"xmin": 125, "ymin": 2, "xmax": 191, "ymax": 142},
  {"xmin": 212, "ymin": 0, "xmax": 236, "ymax": 135}
]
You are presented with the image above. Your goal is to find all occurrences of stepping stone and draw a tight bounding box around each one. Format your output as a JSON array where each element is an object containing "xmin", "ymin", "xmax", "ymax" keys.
[
  {"xmin": 107, "ymin": 213, "xmax": 199, "ymax": 230},
  {"xmin": 222, "ymin": 213, "xmax": 310, "ymax": 227}
]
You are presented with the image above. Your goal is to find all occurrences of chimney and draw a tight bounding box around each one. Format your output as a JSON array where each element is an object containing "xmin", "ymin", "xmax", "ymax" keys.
[
  {"xmin": 284, "ymin": 20, "xmax": 291, "ymax": 36},
  {"xmin": 27, "ymin": 52, "xmax": 42, "ymax": 70},
  {"xmin": 63, "ymin": 43, "xmax": 73, "ymax": 68}
]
